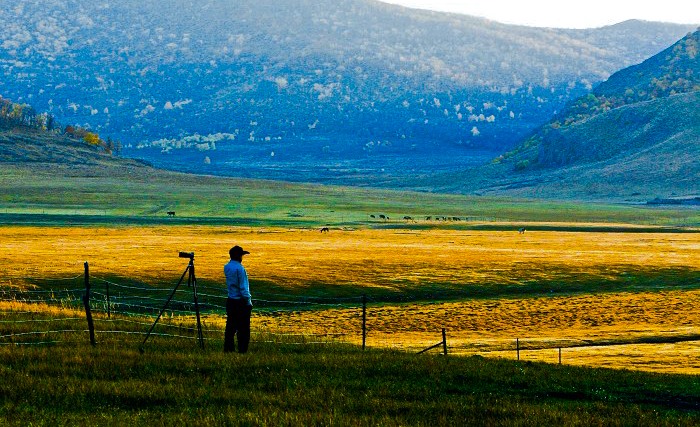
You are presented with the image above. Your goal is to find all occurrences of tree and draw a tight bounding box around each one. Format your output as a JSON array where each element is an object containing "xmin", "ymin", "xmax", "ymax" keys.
[{"xmin": 83, "ymin": 132, "xmax": 101, "ymax": 146}]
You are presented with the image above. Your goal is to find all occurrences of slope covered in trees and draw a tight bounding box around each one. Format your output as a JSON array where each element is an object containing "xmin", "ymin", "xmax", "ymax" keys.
[
  {"xmin": 0, "ymin": 96, "xmax": 121, "ymax": 158},
  {"xmin": 502, "ymin": 29, "xmax": 700, "ymax": 169},
  {"xmin": 0, "ymin": 0, "xmax": 694, "ymax": 183},
  {"xmin": 416, "ymin": 30, "xmax": 700, "ymax": 200}
]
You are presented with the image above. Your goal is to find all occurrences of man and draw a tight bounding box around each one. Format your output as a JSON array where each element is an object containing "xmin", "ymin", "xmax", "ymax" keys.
[{"xmin": 224, "ymin": 245, "xmax": 253, "ymax": 353}]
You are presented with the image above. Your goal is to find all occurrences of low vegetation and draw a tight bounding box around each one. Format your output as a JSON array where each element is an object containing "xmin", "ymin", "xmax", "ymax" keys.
[
  {"xmin": 2, "ymin": 224, "xmax": 698, "ymax": 374},
  {"xmin": 0, "ymin": 151, "xmax": 698, "ymax": 423},
  {"xmin": 1, "ymin": 323, "xmax": 700, "ymax": 426}
]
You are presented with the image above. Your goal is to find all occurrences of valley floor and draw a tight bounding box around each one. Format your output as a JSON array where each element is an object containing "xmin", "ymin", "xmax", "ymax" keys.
[{"xmin": 2, "ymin": 224, "xmax": 698, "ymax": 374}]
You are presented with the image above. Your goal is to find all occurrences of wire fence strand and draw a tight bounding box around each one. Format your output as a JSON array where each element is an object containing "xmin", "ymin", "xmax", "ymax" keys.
[{"xmin": 5, "ymin": 271, "xmax": 699, "ymax": 364}]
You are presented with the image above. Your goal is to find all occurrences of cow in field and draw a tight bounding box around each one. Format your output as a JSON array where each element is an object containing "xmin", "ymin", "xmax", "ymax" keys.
[
  {"xmin": 320, "ymin": 227, "xmax": 330, "ymax": 233},
  {"xmin": 167, "ymin": 211, "xmax": 176, "ymax": 217},
  {"xmin": 518, "ymin": 227, "xmax": 526, "ymax": 234}
]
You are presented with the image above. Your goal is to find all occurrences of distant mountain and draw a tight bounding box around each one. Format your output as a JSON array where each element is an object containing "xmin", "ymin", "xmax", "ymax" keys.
[
  {"xmin": 419, "ymin": 30, "xmax": 700, "ymax": 200},
  {"xmin": 502, "ymin": 29, "xmax": 700, "ymax": 169},
  {"xmin": 0, "ymin": 0, "xmax": 695, "ymax": 183}
]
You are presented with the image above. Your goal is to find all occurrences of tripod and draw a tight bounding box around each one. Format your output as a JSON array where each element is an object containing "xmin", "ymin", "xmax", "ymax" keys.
[{"xmin": 140, "ymin": 252, "xmax": 204, "ymax": 351}]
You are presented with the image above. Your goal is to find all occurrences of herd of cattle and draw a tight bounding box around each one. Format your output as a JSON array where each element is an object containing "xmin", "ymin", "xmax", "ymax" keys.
[
  {"xmin": 163, "ymin": 210, "xmax": 525, "ymax": 234},
  {"xmin": 369, "ymin": 214, "xmax": 489, "ymax": 222}
]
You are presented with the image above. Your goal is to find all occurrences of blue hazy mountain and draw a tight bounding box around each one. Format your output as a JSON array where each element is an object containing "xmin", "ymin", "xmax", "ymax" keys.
[
  {"xmin": 417, "ymin": 30, "xmax": 699, "ymax": 200},
  {"xmin": 0, "ymin": 0, "xmax": 695, "ymax": 183}
]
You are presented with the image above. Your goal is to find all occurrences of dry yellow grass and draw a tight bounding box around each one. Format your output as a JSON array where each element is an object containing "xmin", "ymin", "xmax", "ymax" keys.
[
  {"xmin": 1, "ymin": 225, "xmax": 699, "ymax": 373},
  {"xmin": 2, "ymin": 225, "xmax": 696, "ymax": 287}
]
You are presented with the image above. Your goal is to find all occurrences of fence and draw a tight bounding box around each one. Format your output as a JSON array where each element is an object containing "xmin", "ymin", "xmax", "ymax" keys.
[
  {"xmin": 2, "ymin": 262, "xmax": 700, "ymax": 365},
  {"xmin": 0, "ymin": 262, "xmax": 368, "ymax": 350}
]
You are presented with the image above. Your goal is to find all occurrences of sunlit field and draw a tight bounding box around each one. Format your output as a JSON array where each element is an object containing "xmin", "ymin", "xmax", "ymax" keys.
[{"xmin": 1, "ymin": 224, "xmax": 699, "ymax": 373}]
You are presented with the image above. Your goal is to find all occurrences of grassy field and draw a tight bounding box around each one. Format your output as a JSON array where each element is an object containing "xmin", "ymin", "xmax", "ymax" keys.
[
  {"xmin": 1, "ymin": 314, "xmax": 700, "ymax": 426},
  {"xmin": 1, "ymin": 162, "xmax": 700, "ymax": 424},
  {"xmin": 2, "ymin": 224, "xmax": 698, "ymax": 374},
  {"xmin": 1, "ymin": 163, "xmax": 699, "ymax": 227}
]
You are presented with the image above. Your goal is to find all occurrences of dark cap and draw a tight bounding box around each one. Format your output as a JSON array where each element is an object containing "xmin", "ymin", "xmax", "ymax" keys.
[{"xmin": 229, "ymin": 245, "xmax": 250, "ymax": 258}]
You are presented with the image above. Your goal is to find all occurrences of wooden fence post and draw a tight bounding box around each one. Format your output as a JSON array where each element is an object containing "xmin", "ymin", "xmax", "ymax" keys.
[
  {"xmin": 442, "ymin": 328, "xmax": 447, "ymax": 356},
  {"xmin": 362, "ymin": 294, "xmax": 367, "ymax": 351},
  {"xmin": 559, "ymin": 347, "xmax": 562, "ymax": 365},
  {"xmin": 82, "ymin": 262, "xmax": 96, "ymax": 346},
  {"xmin": 516, "ymin": 338, "xmax": 520, "ymax": 361}
]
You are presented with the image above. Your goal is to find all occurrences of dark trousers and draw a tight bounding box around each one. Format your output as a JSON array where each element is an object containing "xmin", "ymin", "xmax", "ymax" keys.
[{"xmin": 224, "ymin": 298, "xmax": 252, "ymax": 353}]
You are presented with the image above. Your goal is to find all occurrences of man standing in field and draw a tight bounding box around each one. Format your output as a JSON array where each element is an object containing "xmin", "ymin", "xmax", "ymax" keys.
[{"xmin": 224, "ymin": 245, "xmax": 253, "ymax": 353}]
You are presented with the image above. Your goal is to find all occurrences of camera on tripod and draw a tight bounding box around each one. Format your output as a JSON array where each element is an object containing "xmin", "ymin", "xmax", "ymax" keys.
[{"xmin": 142, "ymin": 250, "xmax": 203, "ymax": 351}]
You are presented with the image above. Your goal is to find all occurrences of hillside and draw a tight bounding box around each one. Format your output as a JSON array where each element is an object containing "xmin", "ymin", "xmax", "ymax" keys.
[
  {"xmin": 508, "ymin": 29, "xmax": 700, "ymax": 169},
  {"xmin": 0, "ymin": 126, "xmax": 148, "ymax": 171},
  {"xmin": 419, "ymin": 30, "xmax": 699, "ymax": 200},
  {"xmin": 0, "ymin": 0, "xmax": 695, "ymax": 184}
]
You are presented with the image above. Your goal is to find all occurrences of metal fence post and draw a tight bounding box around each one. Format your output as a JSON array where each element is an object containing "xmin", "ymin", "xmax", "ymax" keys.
[
  {"xmin": 442, "ymin": 328, "xmax": 447, "ymax": 355},
  {"xmin": 82, "ymin": 262, "xmax": 96, "ymax": 346},
  {"xmin": 106, "ymin": 280, "xmax": 111, "ymax": 319},
  {"xmin": 362, "ymin": 294, "xmax": 367, "ymax": 351}
]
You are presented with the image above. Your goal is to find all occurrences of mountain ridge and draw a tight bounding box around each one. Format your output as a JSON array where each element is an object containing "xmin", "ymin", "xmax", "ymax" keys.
[
  {"xmin": 416, "ymin": 30, "xmax": 700, "ymax": 200},
  {"xmin": 0, "ymin": 0, "xmax": 695, "ymax": 183}
]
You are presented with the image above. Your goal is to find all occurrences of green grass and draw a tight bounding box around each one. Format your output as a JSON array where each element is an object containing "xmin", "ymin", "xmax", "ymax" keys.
[
  {"xmin": 2, "ymin": 160, "xmax": 700, "ymax": 425},
  {"xmin": 1, "ymin": 333, "xmax": 699, "ymax": 426},
  {"xmin": 0, "ymin": 163, "xmax": 698, "ymax": 228}
]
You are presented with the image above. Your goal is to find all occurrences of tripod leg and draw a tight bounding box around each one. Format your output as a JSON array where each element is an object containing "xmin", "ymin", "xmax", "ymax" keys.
[
  {"xmin": 141, "ymin": 265, "xmax": 189, "ymax": 349},
  {"xmin": 190, "ymin": 261, "xmax": 205, "ymax": 349}
]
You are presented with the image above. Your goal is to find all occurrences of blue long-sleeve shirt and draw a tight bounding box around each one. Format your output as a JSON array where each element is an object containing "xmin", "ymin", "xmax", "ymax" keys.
[{"xmin": 224, "ymin": 260, "xmax": 251, "ymax": 303}]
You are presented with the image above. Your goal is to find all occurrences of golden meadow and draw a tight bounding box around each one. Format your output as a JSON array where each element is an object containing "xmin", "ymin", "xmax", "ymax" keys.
[{"xmin": 2, "ymin": 224, "xmax": 698, "ymax": 374}]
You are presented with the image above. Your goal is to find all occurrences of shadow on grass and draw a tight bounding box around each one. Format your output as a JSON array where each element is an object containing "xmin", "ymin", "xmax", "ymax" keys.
[
  {"xmin": 13, "ymin": 266, "xmax": 700, "ymax": 312},
  {"xmin": 248, "ymin": 266, "xmax": 700, "ymax": 306}
]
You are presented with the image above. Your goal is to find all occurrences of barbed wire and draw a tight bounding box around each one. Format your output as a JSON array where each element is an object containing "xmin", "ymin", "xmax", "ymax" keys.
[
  {"xmin": 0, "ymin": 318, "xmax": 83, "ymax": 324},
  {"xmin": 97, "ymin": 330, "xmax": 203, "ymax": 340},
  {"xmin": 0, "ymin": 329, "xmax": 86, "ymax": 339},
  {"xmin": 92, "ymin": 278, "xmax": 164, "ymax": 292},
  {"xmin": 0, "ymin": 309, "xmax": 73, "ymax": 315},
  {"xmin": 0, "ymin": 340, "xmax": 65, "ymax": 346},
  {"xmin": 8, "ymin": 274, "xmax": 83, "ymax": 282},
  {"xmin": 9, "ymin": 272, "xmax": 700, "ymax": 356},
  {"xmin": 197, "ymin": 285, "xmax": 364, "ymax": 302},
  {"xmin": 96, "ymin": 318, "xmax": 209, "ymax": 332},
  {"xmin": 0, "ymin": 297, "xmax": 82, "ymax": 305},
  {"xmin": 0, "ymin": 288, "xmax": 83, "ymax": 295}
]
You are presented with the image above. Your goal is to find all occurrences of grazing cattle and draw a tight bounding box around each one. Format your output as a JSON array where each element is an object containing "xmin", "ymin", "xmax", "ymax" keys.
[
  {"xmin": 379, "ymin": 214, "xmax": 386, "ymax": 220},
  {"xmin": 518, "ymin": 227, "xmax": 526, "ymax": 234},
  {"xmin": 370, "ymin": 214, "xmax": 376, "ymax": 219},
  {"xmin": 403, "ymin": 216, "xmax": 413, "ymax": 221},
  {"xmin": 320, "ymin": 227, "xmax": 330, "ymax": 233},
  {"xmin": 426, "ymin": 216, "xmax": 432, "ymax": 221},
  {"xmin": 167, "ymin": 211, "xmax": 176, "ymax": 217}
]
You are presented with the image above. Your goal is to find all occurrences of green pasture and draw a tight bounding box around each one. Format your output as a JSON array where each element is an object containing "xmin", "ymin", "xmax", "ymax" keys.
[
  {"xmin": 1, "ymin": 163, "xmax": 700, "ymax": 425},
  {"xmin": 0, "ymin": 326, "xmax": 698, "ymax": 426},
  {"xmin": 0, "ymin": 164, "xmax": 698, "ymax": 227}
]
